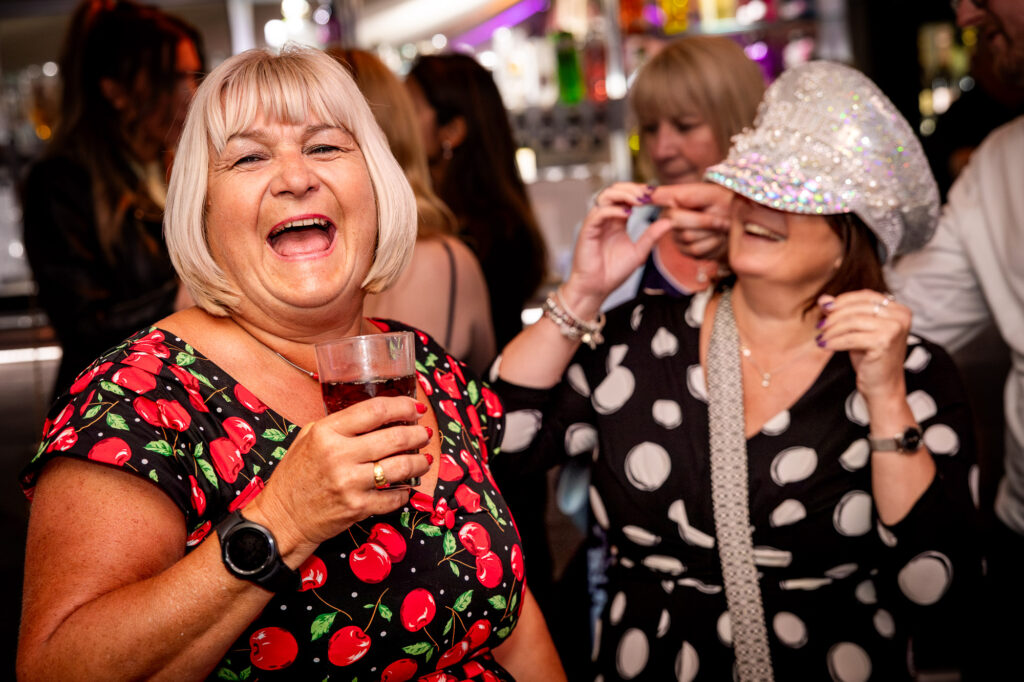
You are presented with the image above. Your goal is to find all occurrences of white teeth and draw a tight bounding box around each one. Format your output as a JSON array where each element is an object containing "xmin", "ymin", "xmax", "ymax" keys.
[
  {"xmin": 743, "ymin": 222, "xmax": 785, "ymax": 242},
  {"xmin": 271, "ymin": 217, "xmax": 329, "ymax": 236}
]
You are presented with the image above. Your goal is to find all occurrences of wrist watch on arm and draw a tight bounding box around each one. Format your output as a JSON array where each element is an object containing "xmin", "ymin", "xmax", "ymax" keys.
[
  {"xmin": 215, "ymin": 510, "xmax": 301, "ymax": 592},
  {"xmin": 868, "ymin": 425, "xmax": 924, "ymax": 454}
]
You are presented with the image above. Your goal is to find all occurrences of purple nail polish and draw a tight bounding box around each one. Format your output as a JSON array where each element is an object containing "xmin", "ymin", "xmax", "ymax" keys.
[
  {"xmin": 822, "ymin": 301, "xmax": 835, "ymax": 311},
  {"xmin": 816, "ymin": 318, "xmax": 825, "ymax": 329}
]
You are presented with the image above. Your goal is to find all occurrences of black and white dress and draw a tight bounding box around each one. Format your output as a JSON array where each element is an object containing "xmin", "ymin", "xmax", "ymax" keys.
[{"xmin": 493, "ymin": 290, "xmax": 980, "ymax": 681}]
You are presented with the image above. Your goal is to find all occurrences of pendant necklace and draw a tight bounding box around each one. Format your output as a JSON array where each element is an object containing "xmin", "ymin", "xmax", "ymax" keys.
[
  {"xmin": 233, "ymin": 320, "xmax": 318, "ymax": 380},
  {"xmin": 739, "ymin": 339, "xmax": 815, "ymax": 389}
]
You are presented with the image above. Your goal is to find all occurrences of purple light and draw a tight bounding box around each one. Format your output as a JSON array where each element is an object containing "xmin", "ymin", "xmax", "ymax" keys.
[
  {"xmin": 643, "ymin": 4, "xmax": 665, "ymax": 27},
  {"xmin": 452, "ymin": 0, "xmax": 549, "ymax": 47},
  {"xmin": 745, "ymin": 41, "xmax": 769, "ymax": 62}
]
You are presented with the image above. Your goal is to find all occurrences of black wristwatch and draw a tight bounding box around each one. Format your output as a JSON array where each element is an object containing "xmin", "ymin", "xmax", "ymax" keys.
[
  {"xmin": 215, "ymin": 510, "xmax": 301, "ymax": 592},
  {"xmin": 868, "ymin": 425, "xmax": 924, "ymax": 454}
]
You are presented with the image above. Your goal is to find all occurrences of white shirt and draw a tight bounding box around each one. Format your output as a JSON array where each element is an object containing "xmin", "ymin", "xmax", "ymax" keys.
[{"xmin": 888, "ymin": 115, "xmax": 1024, "ymax": 533}]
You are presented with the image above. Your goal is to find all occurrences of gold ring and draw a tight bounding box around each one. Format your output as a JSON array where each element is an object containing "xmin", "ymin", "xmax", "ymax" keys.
[{"xmin": 373, "ymin": 462, "xmax": 389, "ymax": 490}]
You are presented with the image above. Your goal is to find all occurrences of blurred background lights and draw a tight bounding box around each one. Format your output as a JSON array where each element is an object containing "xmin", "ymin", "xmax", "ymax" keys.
[
  {"xmin": 312, "ymin": 6, "xmax": 330, "ymax": 25},
  {"xmin": 264, "ymin": 19, "xmax": 288, "ymax": 47},
  {"xmin": 41, "ymin": 62, "xmax": 58, "ymax": 78},
  {"xmin": 281, "ymin": 0, "xmax": 310, "ymax": 21},
  {"xmin": 432, "ymin": 33, "xmax": 448, "ymax": 50}
]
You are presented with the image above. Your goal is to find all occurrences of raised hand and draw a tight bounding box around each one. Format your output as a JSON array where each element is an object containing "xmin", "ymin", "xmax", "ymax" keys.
[{"xmin": 650, "ymin": 183, "xmax": 732, "ymax": 260}]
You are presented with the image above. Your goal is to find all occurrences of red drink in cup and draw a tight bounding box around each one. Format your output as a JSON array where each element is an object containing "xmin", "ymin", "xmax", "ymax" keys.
[{"xmin": 315, "ymin": 332, "xmax": 420, "ymax": 489}]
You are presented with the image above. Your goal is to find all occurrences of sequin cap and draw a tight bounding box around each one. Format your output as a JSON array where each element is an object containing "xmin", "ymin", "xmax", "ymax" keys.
[{"xmin": 705, "ymin": 61, "xmax": 939, "ymax": 262}]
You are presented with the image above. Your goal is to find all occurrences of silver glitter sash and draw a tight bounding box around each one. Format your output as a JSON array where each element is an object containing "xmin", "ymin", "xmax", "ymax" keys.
[{"xmin": 708, "ymin": 289, "xmax": 775, "ymax": 681}]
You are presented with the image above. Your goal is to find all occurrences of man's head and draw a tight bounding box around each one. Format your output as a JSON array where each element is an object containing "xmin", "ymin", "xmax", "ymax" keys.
[{"xmin": 956, "ymin": 0, "xmax": 1024, "ymax": 87}]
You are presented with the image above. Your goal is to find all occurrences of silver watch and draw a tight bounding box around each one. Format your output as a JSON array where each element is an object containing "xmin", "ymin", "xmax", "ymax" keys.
[{"xmin": 868, "ymin": 426, "xmax": 923, "ymax": 454}]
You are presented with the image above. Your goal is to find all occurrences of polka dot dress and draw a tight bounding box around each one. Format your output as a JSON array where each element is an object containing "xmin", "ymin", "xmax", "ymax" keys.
[{"xmin": 493, "ymin": 291, "xmax": 980, "ymax": 680}]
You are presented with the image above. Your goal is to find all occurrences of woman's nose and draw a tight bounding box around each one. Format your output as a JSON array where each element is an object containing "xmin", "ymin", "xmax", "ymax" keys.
[
  {"xmin": 651, "ymin": 125, "xmax": 678, "ymax": 160},
  {"xmin": 271, "ymin": 153, "xmax": 318, "ymax": 196}
]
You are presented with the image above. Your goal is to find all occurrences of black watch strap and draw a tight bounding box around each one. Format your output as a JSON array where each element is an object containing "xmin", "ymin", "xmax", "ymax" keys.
[{"xmin": 215, "ymin": 510, "xmax": 301, "ymax": 592}]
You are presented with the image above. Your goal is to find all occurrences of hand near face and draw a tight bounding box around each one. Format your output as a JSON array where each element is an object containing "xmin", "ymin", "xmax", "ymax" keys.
[
  {"xmin": 815, "ymin": 291, "xmax": 912, "ymax": 404},
  {"xmin": 243, "ymin": 396, "xmax": 432, "ymax": 559},
  {"xmin": 649, "ymin": 183, "xmax": 732, "ymax": 260}
]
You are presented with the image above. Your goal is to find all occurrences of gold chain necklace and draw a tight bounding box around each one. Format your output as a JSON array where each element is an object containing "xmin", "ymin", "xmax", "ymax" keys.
[{"xmin": 738, "ymin": 339, "xmax": 816, "ymax": 389}]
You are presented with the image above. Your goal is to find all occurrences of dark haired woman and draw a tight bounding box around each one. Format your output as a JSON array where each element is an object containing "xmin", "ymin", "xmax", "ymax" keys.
[
  {"xmin": 21, "ymin": 0, "xmax": 203, "ymax": 396},
  {"xmin": 406, "ymin": 54, "xmax": 548, "ymax": 350},
  {"xmin": 491, "ymin": 61, "xmax": 979, "ymax": 679}
]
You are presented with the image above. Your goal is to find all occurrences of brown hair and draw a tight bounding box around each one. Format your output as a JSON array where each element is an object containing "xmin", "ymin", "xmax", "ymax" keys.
[
  {"xmin": 328, "ymin": 48, "xmax": 456, "ymax": 238},
  {"xmin": 804, "ymin": 212, "xmax": 888, "ymax": 313},
  {"xmin": 629, "ymin": 35, "xmax": 765, "ymax": 180}
]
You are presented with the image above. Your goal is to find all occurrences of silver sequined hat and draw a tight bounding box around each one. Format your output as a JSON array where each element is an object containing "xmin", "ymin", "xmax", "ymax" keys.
[{"xmin": 705, "ymin": 61, "xmax": 939, "ymax": 263}]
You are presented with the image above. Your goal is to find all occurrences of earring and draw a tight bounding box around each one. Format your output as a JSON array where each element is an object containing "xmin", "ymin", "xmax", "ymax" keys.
[{"xmin": 442, "ymin": 140, "xmax": 453, "ymax": 160}]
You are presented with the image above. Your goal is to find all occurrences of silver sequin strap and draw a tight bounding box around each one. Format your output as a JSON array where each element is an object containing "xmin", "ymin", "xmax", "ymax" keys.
[{"xmin": 708, "ymin": 289, "xmax": 775, "ymax": 681}]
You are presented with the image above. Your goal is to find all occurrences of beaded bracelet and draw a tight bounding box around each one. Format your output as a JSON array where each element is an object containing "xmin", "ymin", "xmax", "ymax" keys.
[{"xmin": 541, "ymin": 288, "xmax": 606, "ymax": 349}]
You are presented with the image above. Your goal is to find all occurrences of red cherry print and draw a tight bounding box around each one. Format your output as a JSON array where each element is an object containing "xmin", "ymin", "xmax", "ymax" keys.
[
  {"xmin": 110, "ymin": 366, "xmax": 156, "ymax": 394},
  {"xmin": 130, "ymin": 339, "xmax": 170, "ymax": 358},
  {"xmin": 209, "ymin": 437, "xmax": 243, "ymax": 483},
  {"xmin": 459, "ymin": 450, "xmax": 484, "ymax": 483},
  {"xmin": 233, "ymin": 384, "xmax": 268, "ymax": 414},
  {"xmin": 465, "ymin": 619, "xmax": 491, "ymax": 649},
  {"xmin": 510, "ymin": 544, "xmax": 524, "ymax": 582},
  {"xmin": 137, "ymin": 329, "xmax": 166, "ymax": 344},
  {"xmin": 186, "ymin": 387, "xmax": 209, "ymax": 413},
  {"xmin": 327, "ymin": 625, "xmax": 371, "ymax": 666},
  {"xmin": 465, "ymin": 404, "xmax": 483, "ymax": 437},
  {"xmin": 482, "ymin": 670, "xmax": 501, "ymax": 682},
  {"xmin": 381, "ymin": 657, "xmax": 418, "ymax": 682},
  {"xmin": 228, "ymin": 476, "xmax": 265, "ymax": 511},
  {"xmin": 416, "ymin": 371, "xmax": 434, "ymax": 397},
  {"xmin": 415, "ymin": 329, "xmax": 430, "ymax": 345},
  {"xmin": 438, "ymin": 400, "xmax": 464, "ymax": 427},
  {"xmin": 222, "ymin": 416, "xmax": 256, "ymax": 453},
  {"xmin": 188, "ymin": 475, "xmax": 206, "ymax": 515},
  {"xmin": 457, "ymin": 522, "xmax": 491, "ymax": 556},
  {"xmin": 168, "ymin": 364, "xmax": 199, "ymax": 390},
  {"xmin": 87, "ymin": 437, "xmax": 130, "ymax": 466},
  {"xmin": 47, "ymin": 403, "xmax": 74, "ymax": 438},
  {"xmin": 133, "ymin": 397, "xmax": 163, "ymax": 427},
  {"xmin": 475, "ymin": 551, "xmax": 503, "ymax": 588},
  {"xmin": 47, "ymin": 426, "xmax": 78, "ymax": 452},
  {"xmin": 349, "ymin": 542, "xmax": 392, "ymax": 583},
  {"xmin": 367, "ymin": 318, "xmax": 390, "ymax": 332},
  {"xmin": 434, "ymin": 369, "xmax": 461, "ymax": 400},
  {"xmin": 436, "ymin": 639, "xmax": 470, "ymax": 670},
  {"xmin": 454, "ymin": 484, "xmax": 482, "ymax": 513},
  {"xmin": 446, "ymin": 356, "xmax": 466, "ymax": 385},
  {"xmin": 156, "ymin": 399, "xmax": 190, "ymax": 431},
  {"xmin": 368, "ymin": 523, "xmax": 407, "ymax": 562},
  {"xmin": 122, "ymin": 351, "xmax": 162, "ymax": 375},
  {"xmin": 462, "ymin": 659, "xmax": 486, "ymax": 677},
  {"xmin": 186, "ymin": 520, "xmax": 211, "ymax": 547},
  {"xmin": 399, "ymin": 587, "xmax": 437, "ymax": 632},
  {"xmin": 70, "ymin": 362, "xmax": 113, "ymax": 394},
  {"xmin": 410, "ymin": 491, "xmax": 434, "ymax": 512},
  {"xmin": 249, "ymin": 626, "xmax": 298, "ymax": 670},
  {"xmin": 480, "ymin": 386, "xmax": 503, "ymax": 418},
  {"xmin": 419, "ymin": 673, "xmax": 455, "ymax": 682},
  {"xmin": 298, "ymin": 555, "xmax": 327, "ymax": 591},
  {"xmin": 430, "ymin": 499, "xmax": 455, "ymax": 529},
  {"xmin": 79, "ymin": 389, "xmax": 96, "ymax": 416},
  {"xmin": 439, "ymin": 453, "xmax": 463, "ymax": 482}
]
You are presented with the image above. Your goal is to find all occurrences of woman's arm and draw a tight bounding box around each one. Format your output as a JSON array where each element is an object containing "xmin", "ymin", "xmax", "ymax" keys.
[
  {"xmin": 18, "ymin": 397, "xmax": 432, "ymax": 680},
  {"xmin": 492, "ymin": 587, "xmax": 566, "ymax": 681}
]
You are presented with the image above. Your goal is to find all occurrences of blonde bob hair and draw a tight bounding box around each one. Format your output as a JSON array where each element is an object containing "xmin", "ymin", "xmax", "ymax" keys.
[
  {"xmin": 630, "ymin": 35, "xmax": 765, "ymax": 181},
  {"xmin": 328, "ymin": 48, "xmax": 456, "ymax": 239},
  {"xmin": 165, "ymin": 45, "xmax": 417, "ymax": 316}
]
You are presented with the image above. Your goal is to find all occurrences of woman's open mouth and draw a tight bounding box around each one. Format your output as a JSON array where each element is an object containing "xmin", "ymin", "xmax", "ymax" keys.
[
  {"xmin": 267, "ymin": 216, "xmax": 337, "ymax": 257},
  {"xmin": 742, "ymin": 221, "xmax": 786, "ymax": 242}
]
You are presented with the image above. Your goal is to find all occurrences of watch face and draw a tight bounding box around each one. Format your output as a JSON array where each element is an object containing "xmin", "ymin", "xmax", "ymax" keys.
[
  {"xmin": 902, "ymin": 427, "xmax": 923, "ymax": 452},
  {"xmin": 227, "ymin": 525, "xmax": 273, "ymax": 574}
]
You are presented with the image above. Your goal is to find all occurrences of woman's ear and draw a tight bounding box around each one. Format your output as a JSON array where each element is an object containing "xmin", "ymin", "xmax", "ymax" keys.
[
  {"xmin": 438, "ymin": 115, "xmax": 468, "ymax": 151},
  {"xmin": 99, "ymin": 77, "xmax": 129, "ymax": 111}
]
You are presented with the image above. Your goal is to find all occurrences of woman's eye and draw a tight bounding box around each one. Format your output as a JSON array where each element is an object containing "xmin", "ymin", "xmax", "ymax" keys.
[
  {"xmin": 233, "ymin": 154, "xmax": 262, "ymax": 166},
  {"xmin": 672, "ymin": 120, "xmax": 697, "ymax": 133},
  {"xmin": 308, "ymin": 144, "xmax": 340, "ymax": 155}
]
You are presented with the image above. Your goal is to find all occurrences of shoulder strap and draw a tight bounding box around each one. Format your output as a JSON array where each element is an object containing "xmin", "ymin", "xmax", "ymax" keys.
[
  {"xmin": 707, "ymin": 288, "xmax": 775, "ymax": 681},
  {"xmin": 441, "ymin": 238, "xmax": 456, "ymax": 348}
]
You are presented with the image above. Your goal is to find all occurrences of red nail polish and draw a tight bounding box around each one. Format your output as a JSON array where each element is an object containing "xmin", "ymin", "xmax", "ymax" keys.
[
  {"xmin": 425, "ymin": 426, "xmax": 433, "ymax": 438},
  {"xmin": 424, "ymin": 453, "xmax": 434, "ymax": 465},
  {"xmin": 416, "ymin": 402, "xmax": 427, "ymax": 414}
]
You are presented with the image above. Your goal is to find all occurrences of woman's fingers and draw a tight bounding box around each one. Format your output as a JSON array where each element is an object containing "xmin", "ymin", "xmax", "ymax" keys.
[
  {"xmin": 593, "ymin": 181, "xmax": 653, "ymax": 207},
  {"xmin": 322, "ymin": 396, "xmax": 426, "ymax": 439}
]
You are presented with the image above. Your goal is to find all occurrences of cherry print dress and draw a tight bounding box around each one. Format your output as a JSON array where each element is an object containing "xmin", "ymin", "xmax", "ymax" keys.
[
  {"xmin": 21, "ymin": 320, "xmax": 525, "ymax": 681},
  {"xmin": 492, "ymin": 291, "xmax": 980, "ymax": 681}
]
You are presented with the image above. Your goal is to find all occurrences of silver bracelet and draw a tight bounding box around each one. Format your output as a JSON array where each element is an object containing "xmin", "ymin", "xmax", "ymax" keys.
[{"xmin": 541, "ymin": 288, "xmax": 606, "ymax": 349}]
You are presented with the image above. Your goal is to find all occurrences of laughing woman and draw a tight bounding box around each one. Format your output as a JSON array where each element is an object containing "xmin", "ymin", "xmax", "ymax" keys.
[
  {"xmin": 17, "ymin": 47, "xmax": 563, "ymax": 681},
  {"xmin": 491, "ymin": 62, "xmax": 979, "ymax": 679}
]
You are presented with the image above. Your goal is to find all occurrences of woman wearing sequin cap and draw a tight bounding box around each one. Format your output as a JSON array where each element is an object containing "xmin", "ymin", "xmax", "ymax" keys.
[{"xmin": 490, "ymin": 61, "xmax": 980, "ymax": 679}]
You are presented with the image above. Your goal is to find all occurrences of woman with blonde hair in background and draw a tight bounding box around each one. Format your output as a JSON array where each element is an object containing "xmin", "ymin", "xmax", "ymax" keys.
[
  {"xmin": 602, "ymin": 35, "xmax": 765, "ymax": 311},
  {"xmin": 329, "ymin": 48, "xmax": 496, "ymax": 374}
]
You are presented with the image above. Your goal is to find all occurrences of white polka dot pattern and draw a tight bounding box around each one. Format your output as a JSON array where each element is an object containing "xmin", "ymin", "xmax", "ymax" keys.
[
  {"xmin": 773, "ymin": 611, "xmax": 808, "ymax": 648},
  {"xmin": 761, "ymin": 410, "xmax": 791, "ymax": 436},
  {"xmin": 833, "ymin": 491, "xmax": 873, "ymax": 536},
  {"xmin": 651, "ymin": 327, "xmax": 679, "ymax": 358},
  {"xmin": 567, "ymin": 363, "xmax": 591, "ymax": 397},
  {"xmin": 501, "ymin": 409, "xmax": 542, "ymax": 452},
  {"xmin": 873, "ymin": 609, "xmax": 895, "ymax": 638},
  {"xmin": 839, "ymin": 439, "xmax": 870, "ymax": 471},
  {"xmin": 770, "ymin": 446, "xmax": 818, "ymax": 485},
  {"xmin": 624, "ymin": 442, "xmax": 672, "ymax": 491},
  {"xmin": 622, "ymin": 525, "xmax": 661, "ymax": 546},
  {"xmin": 610, "ymin": 591, "xmax": 627, "ymax": 625},
  {"xmin": 616, "ymin": 628, "xmax": 649, "ymax": 679},
  {"xmin": 898, "ymin": 551, "xmax": 953, "ymax": 605},
  {"xmin": 686, "ymin": 364, "xmax": 708, "ymax": 402},
  {"xmin": 904, "ymin": 345, "xmax": 931, "ymax": 372},
  {"xmin": 657, "ymin": 609, "xmax": 671, "ymax": 637},
  {"xmin": 827, "ymin": 642, "xmax": 872, "ymax": 682},
  {"xmin": 565, "ymin": 422, "xmax": 598, "ymax": 457},
  {"xmin": 770, "ymin": 499, "xmax": 807, "ymax": 527},
  {"xmin": 675, "ymin": 641, "xmax": 699, "ymax": 682},
  {"xmin": 907, "ymin": 390, "xmax": 938, "ymax": 423},
  {"xmin": 652, "ymin": 399, "xmax": 683, "ymax": 429},
  {"xmin": 668, "ymin": 499, "xmax": 715, "ymax": 548},
  {"xmin": 717, "ymin": 611, "xmax": 733, "ymax": 646},
  {"xmin": 924, "ymin": 423, "xmax": 959, "ymax": 455},
  {"xmin": 590, "ymin": 485, "xmax": 609, "ymax": 529},
  {"xmin": 630, "ymin": 304, "xmax": 644, "ymax": 330}
]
